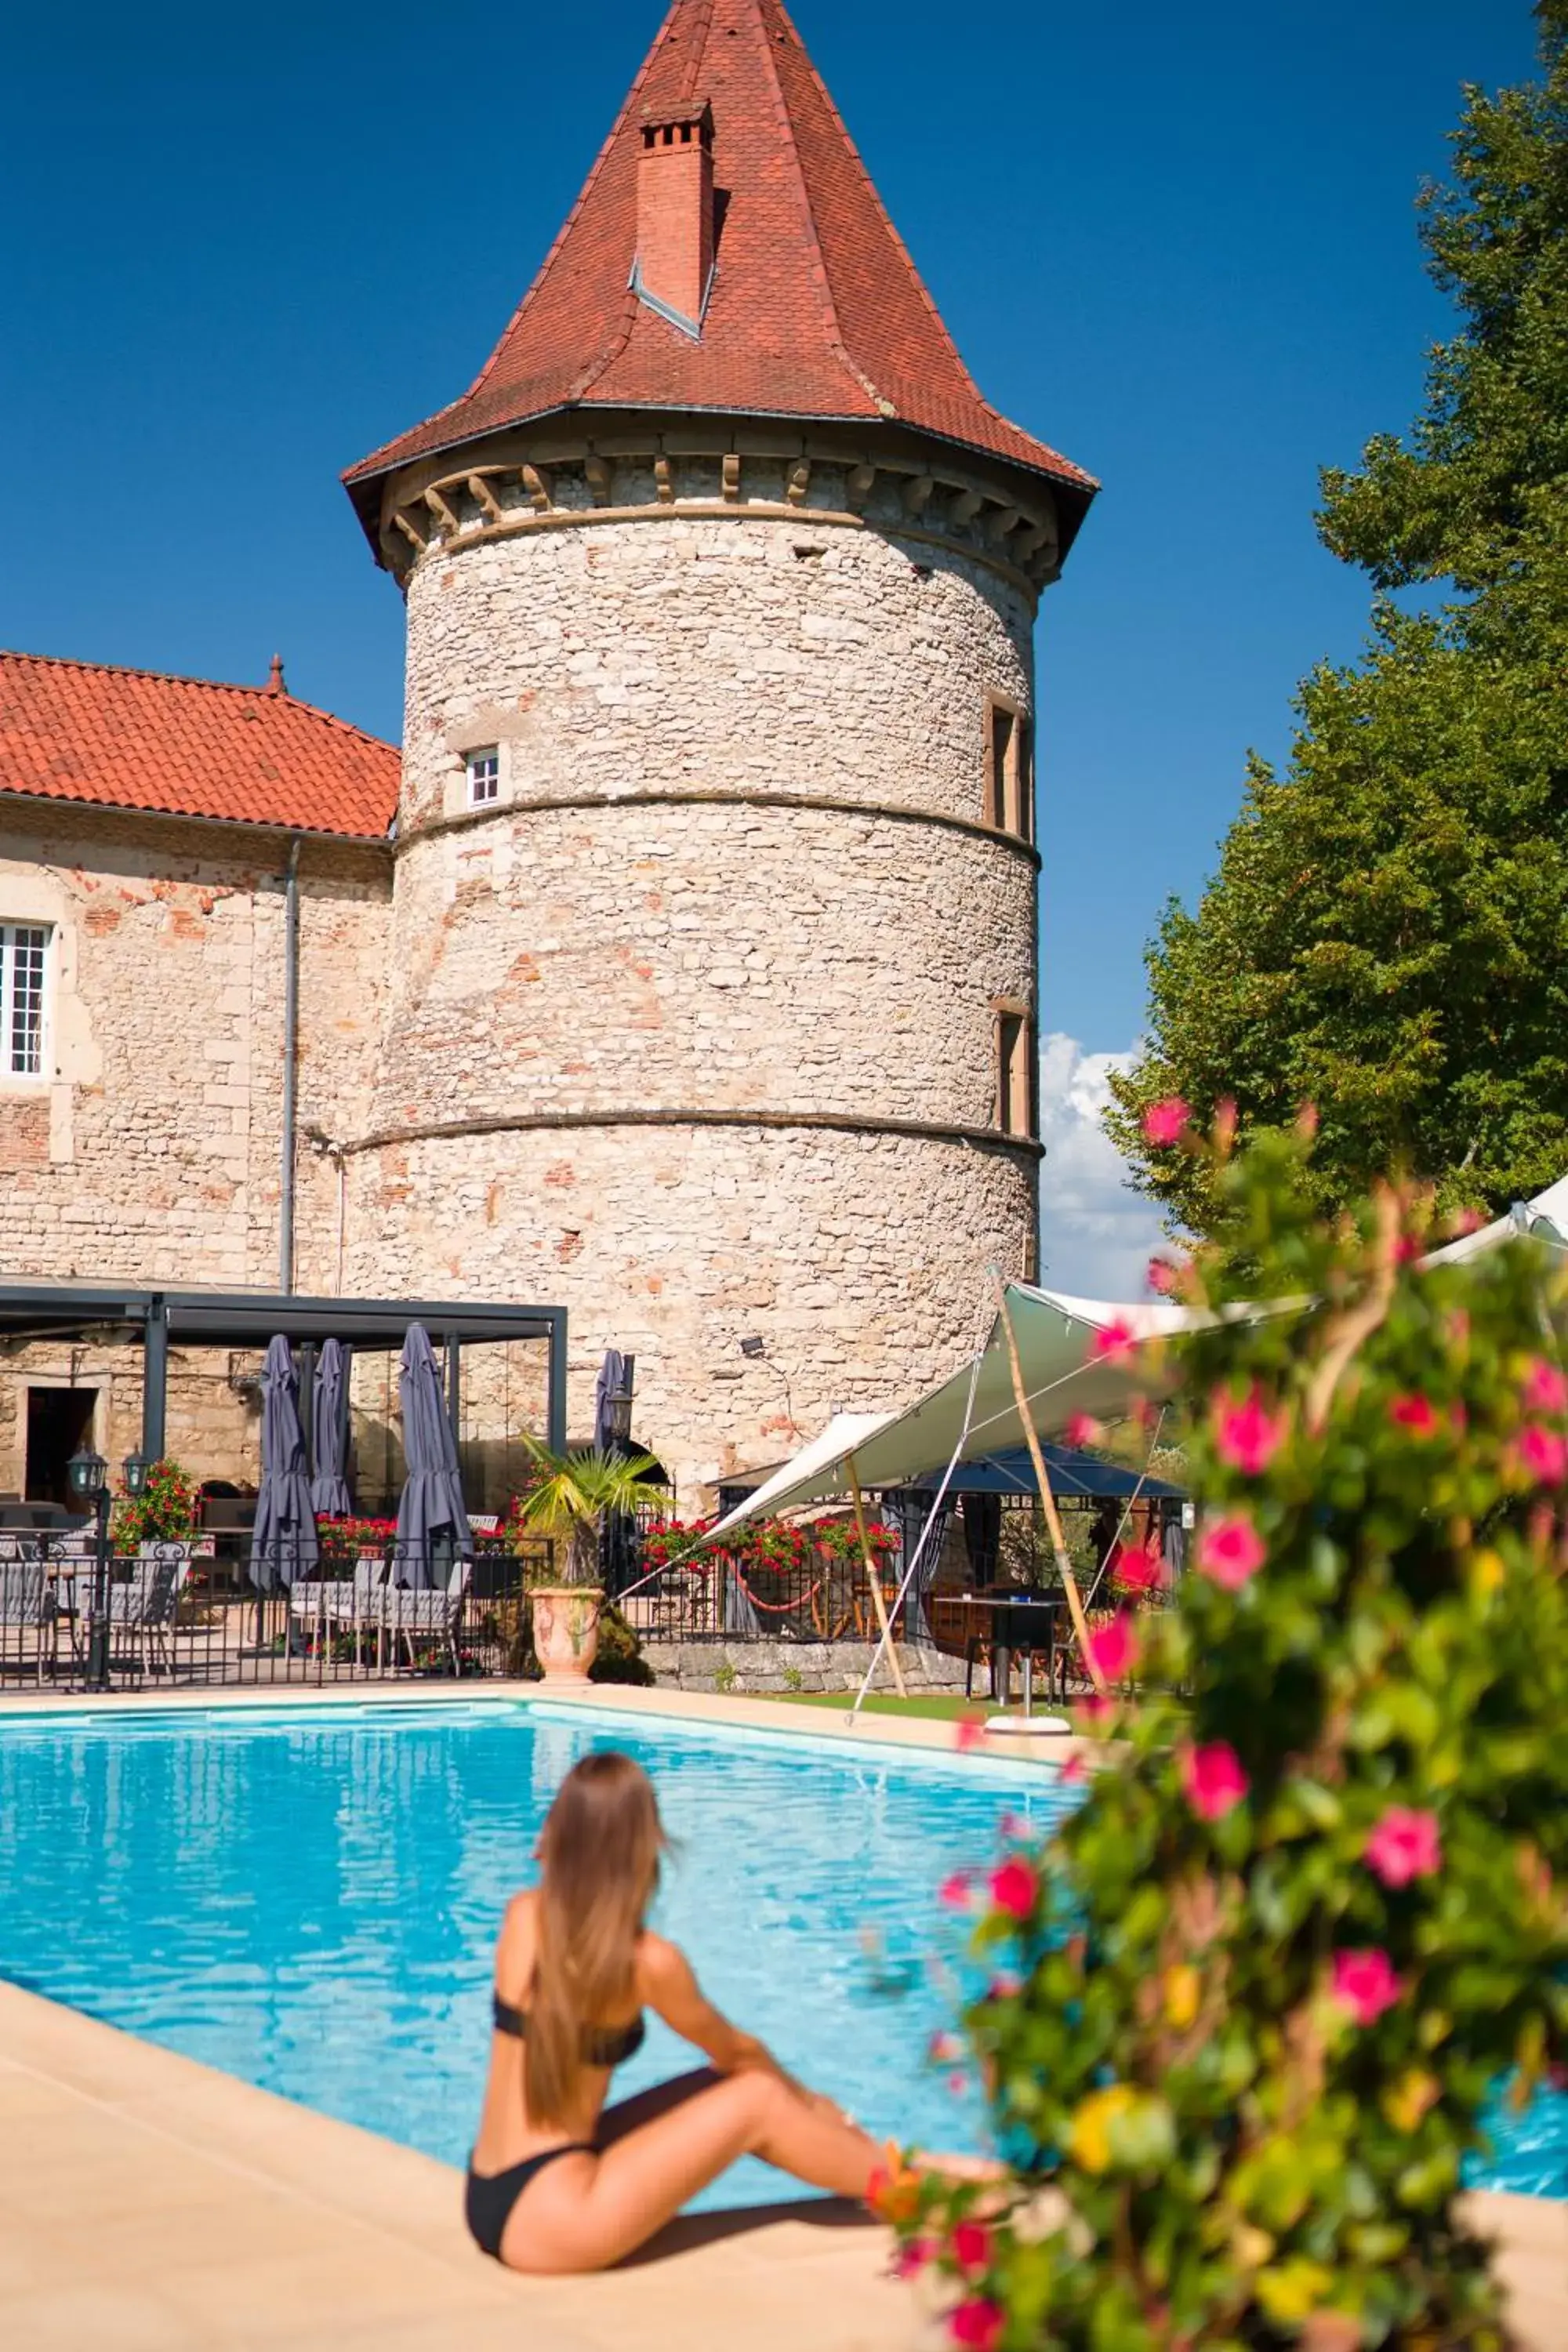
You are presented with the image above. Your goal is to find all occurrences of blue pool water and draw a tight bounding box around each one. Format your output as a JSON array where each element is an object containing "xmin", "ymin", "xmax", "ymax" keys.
[
  {"xmin": 0, "ymin": 1700, "xmax": 1065, "ymax": 2209},
  {"xmin": 0, "ymin": 1701, "xmax": 1560, "ymax": 2206}
]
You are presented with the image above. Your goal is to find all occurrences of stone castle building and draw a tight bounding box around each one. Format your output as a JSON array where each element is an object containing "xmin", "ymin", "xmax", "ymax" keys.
[{"xmin": 0, "ymin": 0, "xmax": 1094, "ymax": 1503}]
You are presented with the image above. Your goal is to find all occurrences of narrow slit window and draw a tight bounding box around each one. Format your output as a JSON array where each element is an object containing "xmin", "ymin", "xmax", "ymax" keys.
[
  {"xmin": 996, "ymin": 1007, "xmax": 1036, "ymax": 1140},
  {"xmin": 984, "ymin": 699, "xmax": 1031, "ymax": 839},
  {"xmin": 466, "ymin": 748, "xmax": 500, "ymax": 807},
  {"xmin": 1, "ymin": 925, "xmax": 50, "ymax": 1078}
]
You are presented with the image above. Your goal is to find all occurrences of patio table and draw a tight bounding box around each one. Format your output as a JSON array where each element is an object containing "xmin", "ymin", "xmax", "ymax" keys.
[{"xmin": 948, "ymin": 1592, "xmax": 1067, "ymax": 1715}]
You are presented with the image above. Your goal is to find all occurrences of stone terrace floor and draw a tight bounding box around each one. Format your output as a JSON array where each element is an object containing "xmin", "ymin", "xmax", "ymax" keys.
[{"xmin": 0, "ymin": 1685, "xmax": 1562, "ymax": 2350}]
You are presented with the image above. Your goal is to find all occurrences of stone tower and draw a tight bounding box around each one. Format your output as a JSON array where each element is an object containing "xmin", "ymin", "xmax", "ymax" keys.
[{"xmin": 342, "ymin": 0, "xmax": 1095, "ymax": 1494}]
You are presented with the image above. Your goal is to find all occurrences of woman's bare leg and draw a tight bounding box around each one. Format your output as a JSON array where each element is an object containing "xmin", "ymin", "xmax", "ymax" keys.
[{"xmin": 502, "ymin": 2068, "xmax": 882, "ymax": 2274}]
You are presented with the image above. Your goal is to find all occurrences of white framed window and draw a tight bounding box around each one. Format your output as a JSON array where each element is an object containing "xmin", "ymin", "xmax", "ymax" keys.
[
  {"xmin": 1, "ymin": 924, "xmax": 50, "ymax": 1079},
  {"xmin": 466, "ymin": 747, "xmax": 500, "ymax": 807}
]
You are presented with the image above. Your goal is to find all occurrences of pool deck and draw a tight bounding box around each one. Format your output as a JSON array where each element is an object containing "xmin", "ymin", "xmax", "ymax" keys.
[{"xmin": 0, "ymin": 1682, "xmax": 1562, "ymax": 2351}]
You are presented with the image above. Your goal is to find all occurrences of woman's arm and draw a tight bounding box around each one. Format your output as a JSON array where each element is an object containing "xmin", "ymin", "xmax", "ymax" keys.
[{"xmin": 637, "ymin": 1935, "xmax": 784, "ymax": 2077}]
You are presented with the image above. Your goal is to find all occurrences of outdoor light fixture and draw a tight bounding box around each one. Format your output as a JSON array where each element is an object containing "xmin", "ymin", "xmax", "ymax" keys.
[
  {"xmin": 604, "ymin": 1373, "xmax": 635, "ymax": 1447},
  {"xmin": 67, "ymin": 1446, "xmax": 107, "ymax": 1502},
  {"xmin": 122, "ymin": 1447, "xmax": 151, "ymax": 1498},
  {"xmin": 739, "ymin": 1335, "xmax": 766, "ymax": 1359},
  {"xmin": 66, "ymin": 1447, "xmax": 114, "ymax": 1693}
]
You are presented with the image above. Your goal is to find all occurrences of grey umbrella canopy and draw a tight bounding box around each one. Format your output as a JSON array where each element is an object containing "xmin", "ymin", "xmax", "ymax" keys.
[
  {"xmin": 394, "ymin": 1325, "xmax": 472, "ymax": 1589},
  {"xmin": 593, "ymin": 1349, "xmax": 628, "ymax": 1450},
  {"xmin": 309, "ymin": 1338, "xmax": 353, "ymax": 1518},
  {"xmin": 250, "ymin": 1337, "xmax": 320, "ymax": 1591}
]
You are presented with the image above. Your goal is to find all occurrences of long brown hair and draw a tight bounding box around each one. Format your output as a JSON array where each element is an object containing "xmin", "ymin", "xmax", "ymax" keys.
[{"xmin": 524, "ymin": 1752, "xmax": 666, "ymax": 2127}]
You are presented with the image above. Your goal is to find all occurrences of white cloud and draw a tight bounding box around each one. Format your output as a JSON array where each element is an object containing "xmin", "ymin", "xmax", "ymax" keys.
[{"xmin": 1036, "ymin": 1033, "xmax": 1168, "ymax": 1301}]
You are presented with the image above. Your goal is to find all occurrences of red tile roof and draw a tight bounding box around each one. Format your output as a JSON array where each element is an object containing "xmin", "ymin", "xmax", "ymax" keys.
[
  {"xmin": 346, "ymin": 0, "xmax": 1094, "ymax": 506},
  {"xmin": 0, "ymin": 652, "xmax": 399, "ymax": 841}
]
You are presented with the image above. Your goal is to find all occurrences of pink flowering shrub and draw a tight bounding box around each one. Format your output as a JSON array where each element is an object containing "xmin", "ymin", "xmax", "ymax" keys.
[{"xmin": 891, "ymin": 1129, "xmax": 1568, "ymax": 2349}]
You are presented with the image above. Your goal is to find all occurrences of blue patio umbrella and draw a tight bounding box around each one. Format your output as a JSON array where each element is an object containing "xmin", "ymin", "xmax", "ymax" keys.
[
  {"xmin": 250, "ymin": 1338, "xmax": 320, "ymax": 1592},
  {"xmin": 309, "ymin": 1339, "xmax": 353, "ymax": 1518},
  {"xmin": 394, "ymin": 1326, "xmax": 472, "ymax": 1590}
]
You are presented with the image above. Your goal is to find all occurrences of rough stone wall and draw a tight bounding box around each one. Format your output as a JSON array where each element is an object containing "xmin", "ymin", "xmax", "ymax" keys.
[
  {"xmin": 355, "ymin": 495, "xmax": 1040, "ymax": 1497},
  {"xmin": 0, "ymin": 811, "xmax": 390, "ymax": 1290},
  {"xmin": 637, "ymin": 1639, "xmax": 971, "ymax": 1697},
  {"xmin": 0, "ymin": 811, "xmax": 390, "ymax": 1496},
  {"xmin": 399, "ymin": 481, "xmax": 1036, "ymax": 830},
  {"xmin": 373, "ymin": 803, "xmax": 1035, "ymax": 1136},
  {"xmin": 346, "ymin": 1123, "xmax": 1033, "ymax": 1498}
]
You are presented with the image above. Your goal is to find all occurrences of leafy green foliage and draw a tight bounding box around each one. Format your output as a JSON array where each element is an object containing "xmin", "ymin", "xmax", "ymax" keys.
[
  {"xmin": 588, "ymin": 1602, "xmax": 654, "ymax": 1686},
  {"xmin": 892, "ymin": 1133, "xmax": 1568, "ymax": 2350},
  {"xmin": 1109, "ymin": 11, "xmax": 1568, "ymax": 1233},
  {"xmin": 111, "ymin": 1457, "xmax": 198, "ymax": 1548},
  {"xmin": 510, "ymin": 1441, "xmax": 659, "ymax": 1587}
]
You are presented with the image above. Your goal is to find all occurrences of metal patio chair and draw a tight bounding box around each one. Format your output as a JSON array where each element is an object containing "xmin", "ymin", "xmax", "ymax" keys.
[
  {"xmin": 384, "ymin": 1559, "xmax": 470, "ymax": 1675},
  {"xmin": 110, "ymin": 1552, "xmax": 190, "ymax": 1679},
  {"xmin": 0, "ymin": 1555, "xmax": 54, "ymax": 1685},
  {"xmin": 328, "ymin": 1558, "xmax": 390, "ymax": 1665}
]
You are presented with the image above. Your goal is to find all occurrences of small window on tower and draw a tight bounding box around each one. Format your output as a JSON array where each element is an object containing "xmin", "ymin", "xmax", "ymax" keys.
[
  {"xmin": 983, "ymin": 698, "xmax": 1033, "ymax": 841},
  {"xmin": 466, "ymin": 748, "xmax": 500, "ymax": 808},
  {"xmin": 994, "ymin": 1004, "xmax": 1036, "ymax": 1140}
]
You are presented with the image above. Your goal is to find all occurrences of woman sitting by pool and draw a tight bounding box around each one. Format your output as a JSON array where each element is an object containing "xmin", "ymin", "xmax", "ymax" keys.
[{"xmin": 467, "ymin": 1749, "xmax": 954, "ymax": 2274}]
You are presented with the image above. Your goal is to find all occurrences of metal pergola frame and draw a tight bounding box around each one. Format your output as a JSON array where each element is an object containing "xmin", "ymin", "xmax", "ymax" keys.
[{"xmin": 0, "ymin": 1283, "xmax": 568, "ymax": 1463}]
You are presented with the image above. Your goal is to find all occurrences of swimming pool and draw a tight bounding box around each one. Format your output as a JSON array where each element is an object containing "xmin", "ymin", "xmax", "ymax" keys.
[
  {"xmin": 0, "ymin": 1700, "xmax": 1560, "ymax": 2207},
  {"xmin": 0, "ymin": 1700, "xmax": 1067, "ymax": 2209}
]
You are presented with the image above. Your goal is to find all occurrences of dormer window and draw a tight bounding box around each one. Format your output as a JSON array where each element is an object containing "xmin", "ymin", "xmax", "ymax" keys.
[
  {"xmin": 984, "ymin": 696, "xmax": 1033, "ymax": 841},
  {"xmin": 466, "ymin": 748, "xmax": 500, "ymax": 808}
]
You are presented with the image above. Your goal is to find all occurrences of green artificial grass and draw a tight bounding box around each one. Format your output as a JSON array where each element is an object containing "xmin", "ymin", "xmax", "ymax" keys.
[{"xmin": 749, "ymin": 1689, "xmax": 986, "ymax": 1722}]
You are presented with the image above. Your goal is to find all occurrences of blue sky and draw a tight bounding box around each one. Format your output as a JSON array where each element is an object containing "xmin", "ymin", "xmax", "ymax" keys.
[{"xmin": 2, "ymin": 0, "xmax": 1538, "ymax": 1286}]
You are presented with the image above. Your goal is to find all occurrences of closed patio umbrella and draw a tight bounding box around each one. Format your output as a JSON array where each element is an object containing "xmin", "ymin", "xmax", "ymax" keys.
[
  {"xmin": 394, "ymin": 1326, "xmax": 472, "ymax": 1591},
  {"xmin": 309, "ymin": 1339, "xmax": 353, "ymax": 1518},
  {"xmin": 593, "ymin": 1349, "xmax": 629, "ymax": 1451},
  {"xmin": 250, "ymin": 1338, "xmax": 319, "ymax": 1592}
]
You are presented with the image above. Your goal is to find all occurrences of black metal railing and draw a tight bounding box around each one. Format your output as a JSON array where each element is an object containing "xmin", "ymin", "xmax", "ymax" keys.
[
  {"xmin": 0, "ymin": 1537, "xmax": 554, "ymax": 1694},
  {"xmin": 620, "ymin": 1550, "xmax": 911, "ymax": 1645}
]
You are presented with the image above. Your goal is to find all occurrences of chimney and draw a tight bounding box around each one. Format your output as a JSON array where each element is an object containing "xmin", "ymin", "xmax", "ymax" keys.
[{"xmin": 634, "ymin": 103, "xmax": 714, "ymax": 337}]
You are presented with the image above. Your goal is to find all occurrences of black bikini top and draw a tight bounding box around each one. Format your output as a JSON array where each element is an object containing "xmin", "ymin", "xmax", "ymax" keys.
[{"xmin": 492, "ymin": 1991, "xmax": 646, "ymax": 2071}]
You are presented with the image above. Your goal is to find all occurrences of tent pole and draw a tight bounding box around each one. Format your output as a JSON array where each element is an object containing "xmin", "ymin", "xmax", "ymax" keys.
[
  {"xmin": 991, "ymin": 1277, "xmax": 1107, "ymax": 1698},
  {"xmin": 848, "ymin": 1457, "xmax": 907, "ymax": 1698}
]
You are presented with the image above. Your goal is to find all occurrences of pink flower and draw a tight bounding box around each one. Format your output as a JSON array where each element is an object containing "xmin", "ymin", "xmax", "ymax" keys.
[
  {"xmin": 894, "ymin": 2238, "xmax": 935, "ymax": 2280},
  {"xmin": 1450, "ymin": 1207, "xmax": 1486, "ymax": 1237},
  {"xmin": 1091, "ymin": 1319, "xmax": 1138, "ymax": 1364},
  {"xmin": 938, "ymin": 1871, "xmax": 975, "ymax": 1911},
  {"xmin": 1524, "ymin": 1359, "xmax": 1568, "ymax": 1417},
  {"xmin": 987, "ymin": 1969, "xmax": 1022, "ymax": 1999},
  {"xmin": 1213, "ymin": 1387, "xmax": 1287, "ymax": 1475},
  {"xmin": 1181, "ymin": 1742, "xmax": 1250, "ymax": 1821},
  {"xmin": 950, "ymin": 2220, "xmax": 993, "ymax": 2275},
  {"xmin": 949, "ymin": 2299, "xmax": 1005, "ymax": 2352},
  {"xmin": 998, "ymin": 1811, "xmax": 1029, "ymax": 1840},
  {"xmin": 1364, "ymin": 1807, "xmax": 1441, "ymax": 1888},
  {"xmin": 928, "ymin": 2030, "xmax": 964, "ymax": 2066},
  {"xmin": 989, "ymin": 1859, "xmax": 1037, "ymax": 1920},
  {"xmin": 1085, "ymin": 1610, "xmax": 1140, "ymax": 1683},
  {"xmin": 1389, "ymin": 1393, "xmax": 1439, "ymax": 1439},
  {"xmin": 1112, "ymin": 1542, "xmax": 1165, "ymax": 1592},
  {"xmin": 953, "ymin": 1716, "xmax": 987, "ymax": 1754},
  {"xmin": 1331, "ymin": 1947, "xmax": 1403, "ymax": 2027},
  {"xmin": 1142, "ymin": 1097, "xmax": 1192, "ymax": 1146},
  {"xmin": 1147, "ymin": 1257, "xmax": 1180, "ymax": 1294},
  {"xmin": 1060, "ymin": 1752, "xmax": 1087, "ymax": 1784},
  {"xmin": 1519, "ymin": 1424, "xmax": 1568, "ymax": 1485},
  {"xmin": 1196, "ymin": 1512, "xmax": 1267, "ymax": 1591},
  {"xmin": 1064, "ymin": 1411, "xmax": 1103, "ymax": 1449},
  {"xmin": 947, "ymin": 2070, "xmax": 967, "ymax": 2096}
]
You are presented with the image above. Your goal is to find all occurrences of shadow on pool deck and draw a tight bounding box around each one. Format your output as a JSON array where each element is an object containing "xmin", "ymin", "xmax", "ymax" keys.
[{"xmin": 622, "ymin": 2194, "xmax": 874, "ymax": 2267}]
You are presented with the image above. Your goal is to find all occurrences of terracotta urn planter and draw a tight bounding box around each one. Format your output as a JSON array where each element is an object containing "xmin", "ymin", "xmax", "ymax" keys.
[{"xmin": 531, "ymin": 1585, "xmax": 604, "ymax": 1683}]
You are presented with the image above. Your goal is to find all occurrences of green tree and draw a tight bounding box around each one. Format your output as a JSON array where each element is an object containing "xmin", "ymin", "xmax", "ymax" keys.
[{"xmin": 1109, "ymin": 5, "xmax": 1568, "ymax": 1236}]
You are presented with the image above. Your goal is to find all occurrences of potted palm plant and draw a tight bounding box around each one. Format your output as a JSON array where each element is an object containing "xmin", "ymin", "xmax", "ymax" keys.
[{"xmin": 510, "ymin": 1440, "xmax": 659, "ymax": 1683}]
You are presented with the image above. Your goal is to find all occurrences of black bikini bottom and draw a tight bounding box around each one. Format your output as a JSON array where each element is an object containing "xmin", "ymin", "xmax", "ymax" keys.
[{"xmin": 466, "ymin": 2067, "xmax": 720, "ymax": 2263}]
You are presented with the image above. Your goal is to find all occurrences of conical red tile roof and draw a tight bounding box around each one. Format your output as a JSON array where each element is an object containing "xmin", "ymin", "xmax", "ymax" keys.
[{"xmin": 346, "ymin": 0, "xmax": 1091, "ymax": 505}]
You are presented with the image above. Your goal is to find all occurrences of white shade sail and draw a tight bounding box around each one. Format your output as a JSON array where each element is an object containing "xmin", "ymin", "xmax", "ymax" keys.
[{"xmin": 706, "ymin": 1282, "xmax": 1200, "ymax": 1539}]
